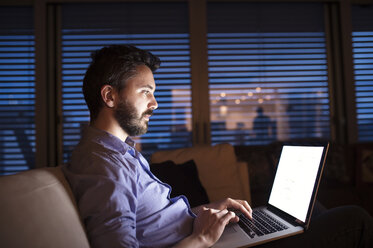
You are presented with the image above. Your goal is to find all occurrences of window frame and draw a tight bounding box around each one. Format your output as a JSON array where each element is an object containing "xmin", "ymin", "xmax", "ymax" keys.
[{"xmin": 0, "ymin": 0, "xmax": 359, "ymax": 170}]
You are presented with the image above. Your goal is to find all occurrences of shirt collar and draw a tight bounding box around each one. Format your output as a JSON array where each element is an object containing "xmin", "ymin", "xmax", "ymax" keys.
[
  {"xmin": 125, "ymin": 136, "xmax": 136, "ymax": 148},
  {"xmin": 82, "ymin": 126, "xmax": 136, "ymax": 155}
]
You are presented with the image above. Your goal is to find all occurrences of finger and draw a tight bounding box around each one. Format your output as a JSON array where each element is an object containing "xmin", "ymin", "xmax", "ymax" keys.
[
  {"xmin": 215, "ymin": 208, "xmax": 229, "ymax": 217},
  {"xmin": 220, "ymin": 210, "xmax": 237, "ymax": 226},
  {"xmin": 240, "ymin": 200, "xmax": 253, "ymax": 219},
  {"xmin": 238, "ymin": 201, "xmax": 252, "ymax": 219},
  {"xmin": 202, "ymin": 206, "xmax": 209, "ymax": 211},
  {"xmin": 203, "ymin": 207, "xmax": 220, "ymax": 214},
  {"xmin": 227, "ymin": 199, "xmax": 253, "ymax": 220}
]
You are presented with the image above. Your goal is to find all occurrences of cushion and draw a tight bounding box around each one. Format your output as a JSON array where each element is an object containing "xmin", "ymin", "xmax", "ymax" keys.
[
  {"xmin": 151, "ymin": 143, "xmax": 251, "ymax": 203},
  {"xmin": 0, "ymin": 167, "xmax": 90, "ymax": 248},
  {"xmin": 235, "ymin": 144, "xmax": 279, "ymax": 193},
  {"xmin": 150, "ymin": 160, "xmax": 209, "ymax": 208},
  {"xmin": 236, "ymin": 161, "xmax": 251, "ymax": 204}
]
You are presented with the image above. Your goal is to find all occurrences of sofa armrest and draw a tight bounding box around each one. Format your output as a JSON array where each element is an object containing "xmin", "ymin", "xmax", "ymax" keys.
[{"xmin": 0, "ymin": 167, "xmax": 90, "ymax": 248}]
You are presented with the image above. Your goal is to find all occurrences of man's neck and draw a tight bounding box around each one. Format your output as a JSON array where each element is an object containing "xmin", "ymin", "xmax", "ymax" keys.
[{"xmin": 91, "ymin": 111, "xmax": 128, "ymax": 142}]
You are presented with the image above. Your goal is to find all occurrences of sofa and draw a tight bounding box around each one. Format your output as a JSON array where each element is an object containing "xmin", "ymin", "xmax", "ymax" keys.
[
  {"xmin": 0, "ymin": 143, "xmax": 251, "ymax": 248},
  {"xmin": 0, "ymin": 141, "xmax": 360, "ymax": 247},
  {"xmin": 0, "ymin": 167, "xmax": 90, "ymax": 248}
]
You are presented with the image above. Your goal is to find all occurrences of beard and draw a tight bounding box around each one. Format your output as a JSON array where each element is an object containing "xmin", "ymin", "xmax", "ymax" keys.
[{"xmin": 114, "ymin": 99, "xmax": 153, "ymax": 137}]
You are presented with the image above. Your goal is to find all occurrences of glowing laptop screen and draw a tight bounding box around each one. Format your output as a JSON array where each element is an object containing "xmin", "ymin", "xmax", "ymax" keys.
[{"xmin": 268, "ymin": 145, "xmax": 325, "ymax": 222}]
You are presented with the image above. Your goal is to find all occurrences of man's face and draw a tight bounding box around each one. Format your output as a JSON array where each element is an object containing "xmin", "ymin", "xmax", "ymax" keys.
[{"xmin": 114, "ymin": 65, "xmax": 158, "ymax": 136}]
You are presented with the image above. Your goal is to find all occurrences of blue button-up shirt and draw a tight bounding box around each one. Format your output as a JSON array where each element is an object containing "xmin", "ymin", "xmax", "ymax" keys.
[{"xmin": 63, "ymin": 126, "xmax": 195, "ymax": 248}]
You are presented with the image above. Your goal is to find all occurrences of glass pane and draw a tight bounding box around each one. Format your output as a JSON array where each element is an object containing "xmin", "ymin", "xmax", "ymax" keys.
[
  {"xmin": 207, "ymin": 3, "xmax": 330, "ymax": 145},
  {"xmin": 352, "ymin": 5, "xmax": 373, "ymax": 141},
  {"xmin": 0, "ymin": 6, "xmax": 35, "ymax": 175}
]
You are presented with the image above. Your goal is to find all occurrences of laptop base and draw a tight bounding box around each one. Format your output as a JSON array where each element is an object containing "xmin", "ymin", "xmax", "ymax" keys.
[{"xmin": 213, "ymin": 206, "xmax": 304, "ymax": 248}]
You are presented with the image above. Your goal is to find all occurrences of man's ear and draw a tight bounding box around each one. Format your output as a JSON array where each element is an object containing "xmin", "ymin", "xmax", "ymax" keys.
[{"xmin": 100, "ymin": 85, "xmax": 116, "ymax": 108}]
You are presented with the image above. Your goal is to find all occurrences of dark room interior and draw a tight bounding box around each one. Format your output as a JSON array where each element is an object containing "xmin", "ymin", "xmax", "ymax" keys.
[{"xmin": 0, "ymin": 0, "xmax": 373, "ymax": 246}]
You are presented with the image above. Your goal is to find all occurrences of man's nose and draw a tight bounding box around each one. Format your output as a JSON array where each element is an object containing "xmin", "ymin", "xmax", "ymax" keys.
[{"xmin": 148, "ymin": 95, "xmax": 158, "ymax": 110}]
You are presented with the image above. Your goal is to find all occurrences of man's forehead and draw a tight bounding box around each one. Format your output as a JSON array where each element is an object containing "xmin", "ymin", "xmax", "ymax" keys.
[{"xmin": 126, "ymin": 66, "xmax": 156, "ymax": 90}]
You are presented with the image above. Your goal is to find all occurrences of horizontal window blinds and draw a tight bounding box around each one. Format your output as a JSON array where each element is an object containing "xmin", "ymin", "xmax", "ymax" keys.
[
  {"xmin": 61, "ymin": 3, "xmax": 191, "ymax": 161},
  {"xmin": 352, "ymin": 5, "xmax": 373, "ymax": 142},
  {"xmin": 0, "ymin": 7, "xmax": 35, "ymax": 175},
  {"xmin": 207, "ymin": 3, "xmax": 330, "ymax": 145}
]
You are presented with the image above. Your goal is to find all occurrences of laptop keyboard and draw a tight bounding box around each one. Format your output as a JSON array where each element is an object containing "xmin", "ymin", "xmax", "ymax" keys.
[{"xmin": 236, "ymin": 209, "xmax": 289, "ymax": 238}]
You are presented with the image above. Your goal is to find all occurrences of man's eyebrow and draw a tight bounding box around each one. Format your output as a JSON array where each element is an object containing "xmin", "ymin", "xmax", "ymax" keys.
[{"xmin": 139, "ymin": 84, "xmax": 154, "ymax": 90}]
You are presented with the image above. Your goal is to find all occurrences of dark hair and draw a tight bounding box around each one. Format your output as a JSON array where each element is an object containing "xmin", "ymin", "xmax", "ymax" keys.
[{"xmin": 83, "ymin": 44, "xmax": 160, "ymax": 120}]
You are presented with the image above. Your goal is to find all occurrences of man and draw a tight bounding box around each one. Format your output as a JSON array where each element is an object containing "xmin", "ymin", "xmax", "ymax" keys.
[
  {"xmin": 63, "ymin": 44, "xmax": 252, "ymax": 248},
  {"xmin": 253, "ymin": 106, "xmax": 276, "ymax": 141},
  {"xmin": 64, "ymin": 45, "xmax": 373, "ymax": 248}
]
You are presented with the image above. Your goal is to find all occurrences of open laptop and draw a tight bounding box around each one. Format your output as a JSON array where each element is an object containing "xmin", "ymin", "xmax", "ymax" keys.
[{"xmin": 213, "ymin": 142, "xmax": 329, "ymax": 248}]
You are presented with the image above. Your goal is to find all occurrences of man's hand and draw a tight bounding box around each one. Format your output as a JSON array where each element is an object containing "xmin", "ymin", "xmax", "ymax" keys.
[
  {"xmin": 193, "ymin": 207, "xmax": 236, "ymax": 247},
  {"xmin": 193, "ymin": 198, "xmax": 252, "ymax": 222},
  {"xmin": 173, "ymin": 207, "xmax": 236, "ymax": 248},
  {"xmin": 174, "ymin": 198, "xmax": 252, "ymax": 248}
]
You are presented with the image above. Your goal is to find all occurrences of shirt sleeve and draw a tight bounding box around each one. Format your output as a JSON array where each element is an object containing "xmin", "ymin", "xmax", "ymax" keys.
[{"xmin": 64, "ymin": 151, "xmax": 140, "ymax": 248}]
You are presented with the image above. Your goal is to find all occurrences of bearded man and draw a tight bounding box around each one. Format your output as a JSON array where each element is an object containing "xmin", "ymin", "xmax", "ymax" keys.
[
  {"xmin": 63, "ymin": 45, "xmax": 373, "ymax": 248},
  {"xmin": 62, "ymin": 45, "xmax": 252, "ymax": 248}
]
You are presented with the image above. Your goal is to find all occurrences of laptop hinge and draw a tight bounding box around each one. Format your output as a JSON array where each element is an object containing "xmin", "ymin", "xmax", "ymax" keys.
[
  {"xmin": 267, "ymin": 205, "xmax": 305, "ymax": 228},
  {"xmin": 295, "ymin": 219, "xmax": 303, "ymax": 225}
]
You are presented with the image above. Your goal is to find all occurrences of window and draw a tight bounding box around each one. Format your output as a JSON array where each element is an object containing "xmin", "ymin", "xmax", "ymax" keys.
[
  {"xmin": 352, "ymin": 5, "xmax": 373, "ymax": 142},
  {"xmin": 61, "ymin": 2, "xmax": 191, "ymax": 162},
  {"xmin": 0, "ymin": 6, "xmax": 35, "ymax": 175},
  {"xmin": 207, "ymin": 3, "xmax": 330, "ymax": 145}
]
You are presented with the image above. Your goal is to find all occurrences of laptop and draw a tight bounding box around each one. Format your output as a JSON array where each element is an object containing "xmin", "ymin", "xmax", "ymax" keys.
[{"xmin": 213, "ymin": 142, "xmax": 329, "ymax": 248}]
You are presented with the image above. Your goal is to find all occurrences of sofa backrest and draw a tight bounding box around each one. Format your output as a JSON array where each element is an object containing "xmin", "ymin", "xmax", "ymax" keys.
[
  {"xmin": 0, "ymin": 167, "xmax": 90, "ymax": 248},
  {"xmin": 151, "ymin": 143, "xmax": 251, "ymax": 204}
]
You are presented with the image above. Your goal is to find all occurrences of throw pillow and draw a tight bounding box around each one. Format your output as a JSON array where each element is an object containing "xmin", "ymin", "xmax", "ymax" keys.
[
  {"xmin": 150, "ymin": 160, "xmax": 209, "ymax": 208},
  {"xmin": 151, "ymin": 143, "xmax": 249, "ymax": 203}
]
